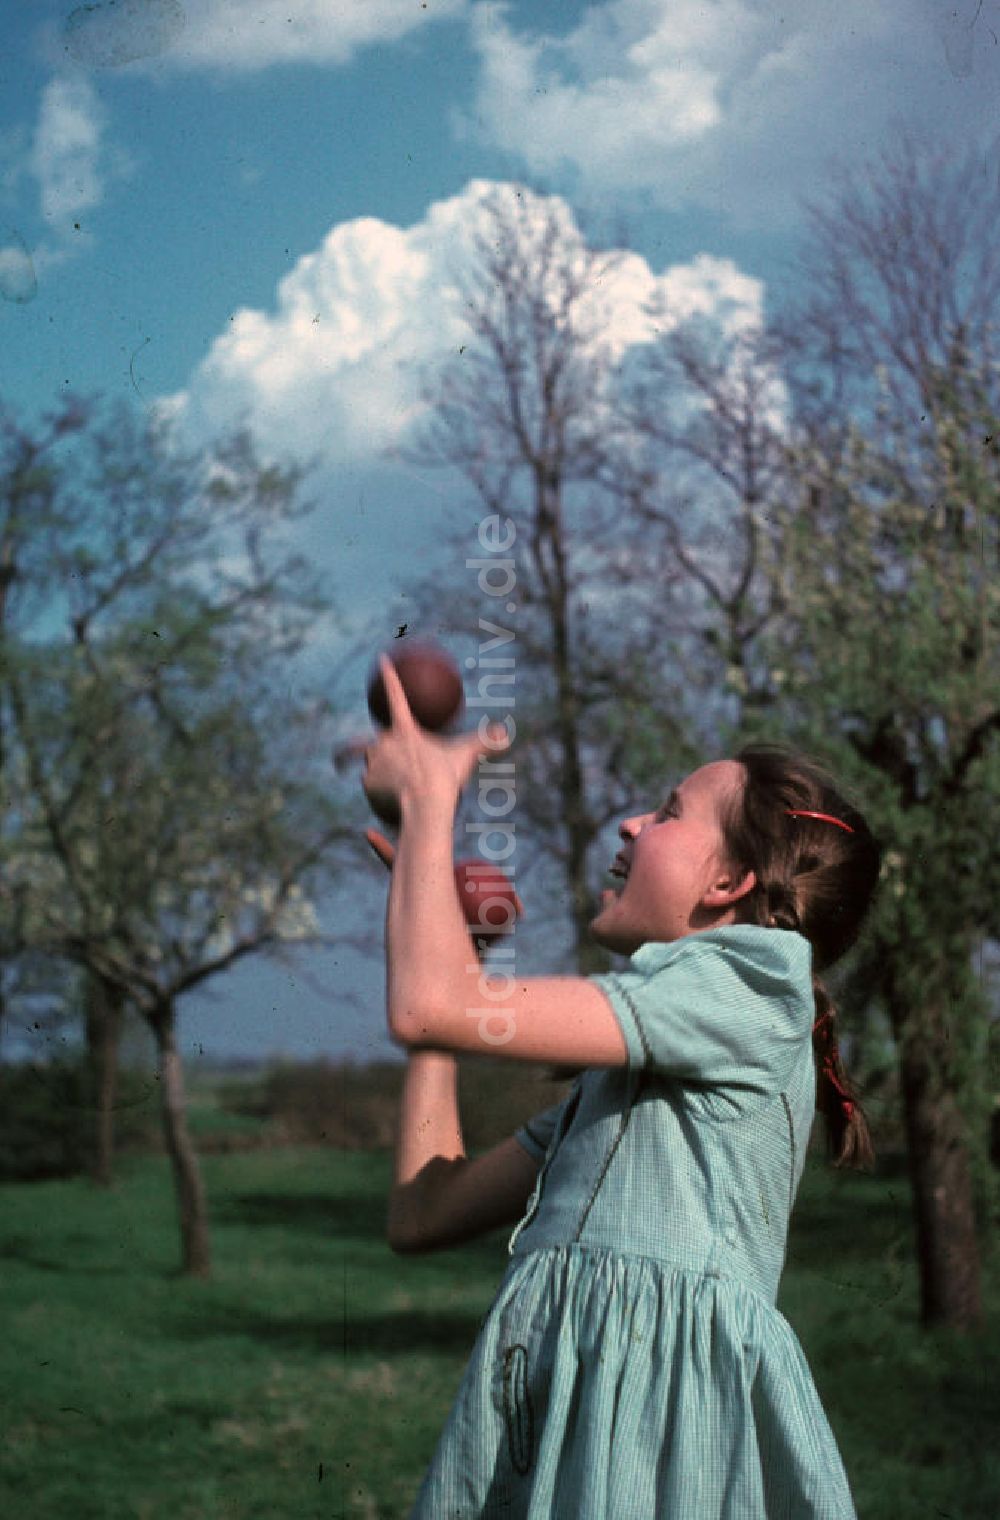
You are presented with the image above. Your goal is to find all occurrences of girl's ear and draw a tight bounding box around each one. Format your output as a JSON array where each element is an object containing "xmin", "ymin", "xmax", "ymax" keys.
[{"xmin": 701, "ymin": 868, "xmax": 756, "ymax": 909}]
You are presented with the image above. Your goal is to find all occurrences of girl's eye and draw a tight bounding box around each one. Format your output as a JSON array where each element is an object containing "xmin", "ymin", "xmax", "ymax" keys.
[{"xmin": 656, "ymin": 804, "xmax": 676, "ymax": 822}]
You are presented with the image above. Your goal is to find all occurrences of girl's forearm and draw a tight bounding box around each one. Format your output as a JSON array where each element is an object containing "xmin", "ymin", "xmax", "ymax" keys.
[
  {"xmin": 387, "ymin": 1048, "xmax": 465, "ymax": 1251},
  {"xmin": 385, "ymin": 788, "xmax": 479, "ymax": 1039},
  {"xmin": 393, "ymin": 1048, "xmax": 464, "ymax": 1187}
]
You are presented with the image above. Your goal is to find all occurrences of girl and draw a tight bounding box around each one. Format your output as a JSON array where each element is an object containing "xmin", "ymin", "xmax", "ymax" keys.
[{"xmin": 362, "ymin": 656, "xmax": 881, "ymax": 1519}]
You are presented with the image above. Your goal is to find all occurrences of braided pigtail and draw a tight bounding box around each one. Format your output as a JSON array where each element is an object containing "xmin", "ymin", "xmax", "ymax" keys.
[
  {"xmin": 812, "ymin": 977, "xmax": 874, "ymax": 1171},
  {"xmin": 721, "ymin": 744, "xmax": 883, "ymax": 1172},
  {"xmin": 753, "ymin": 884, "xmax": 874, "ymax": 1170}
]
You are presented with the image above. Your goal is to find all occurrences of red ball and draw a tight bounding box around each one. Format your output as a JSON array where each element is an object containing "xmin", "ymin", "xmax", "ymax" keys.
[
  {"xmin": 453, "ymin": 859, "xmax": 521, "ymax": 937},
  {"xmin": 366, "ymin": 639, "xmax": 465, "ymax": 732}
]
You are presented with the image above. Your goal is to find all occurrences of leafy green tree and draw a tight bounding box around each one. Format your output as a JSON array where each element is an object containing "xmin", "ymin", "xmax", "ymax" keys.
[
  {"xmin": 0, "ymin": 397, "xmax": 93, "ymax": 1055},
  {"xmin": 753, "ymin": 139, "xmax": 1000, "ymax": 1328},
  {"xmin": 0, "ymin": 397, "xmax": 353, "ymax": 1274},
  {"xmin": 602, "ymin": 140, "xmax": 999, "ymax": 1329}
]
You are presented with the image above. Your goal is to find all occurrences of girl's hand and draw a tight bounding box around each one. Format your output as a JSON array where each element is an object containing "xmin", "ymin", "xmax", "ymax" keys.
[{"xmin": 361, "ymin": 654, "xmax": 509, "ymax": 817}]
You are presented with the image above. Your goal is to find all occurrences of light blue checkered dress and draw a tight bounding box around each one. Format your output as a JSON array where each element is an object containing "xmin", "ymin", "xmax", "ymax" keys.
[{"xmin": 408, "ymin": 926, "xmax": 858, "ymax": 1519}]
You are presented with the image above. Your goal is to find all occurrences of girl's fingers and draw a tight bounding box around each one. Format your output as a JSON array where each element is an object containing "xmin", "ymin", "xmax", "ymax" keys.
[
  {"xmin": 365, "ymin": 827, "xmax": 396, "ymax": 870},
  {"xmin": 379, "ymin": 655, "xmax": 415, "ymax": 729}
]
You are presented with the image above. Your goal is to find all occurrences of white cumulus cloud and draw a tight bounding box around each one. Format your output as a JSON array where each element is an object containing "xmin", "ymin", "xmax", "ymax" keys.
[
  {"xmin": 467, "ymin": 0, "xmax": 758, "ymax": 172},
  {"xmin": 464, "ymin": 0, "xmax": 1000, "ymax": 222},
  {"xmin": 173, "ymin": 180, "xmax": 764, "ymax": 465},
  {"xmin": 164, "ymin": 181, "xmax": 771, "ymax": 656}
]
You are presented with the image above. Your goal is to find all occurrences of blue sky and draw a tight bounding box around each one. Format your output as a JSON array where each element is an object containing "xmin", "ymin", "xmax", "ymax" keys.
[{"xmin": 2, "ymin": 0, "xmax": 998, "ymax": 1066}]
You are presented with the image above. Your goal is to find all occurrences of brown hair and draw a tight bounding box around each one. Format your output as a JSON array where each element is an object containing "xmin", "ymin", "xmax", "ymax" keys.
[{"xmin": 720, "ymin": 744, "xmax": 882, "ymax": 1169}]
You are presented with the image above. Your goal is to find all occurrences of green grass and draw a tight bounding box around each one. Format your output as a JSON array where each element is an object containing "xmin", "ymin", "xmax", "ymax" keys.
[
  {"xmin": 1, "ymin": 1148, "xmax": 996, "ymax": 1519},
  {"xmin": 183, "ymin": 1072, "xmax": 272, "ymax": 1145}
]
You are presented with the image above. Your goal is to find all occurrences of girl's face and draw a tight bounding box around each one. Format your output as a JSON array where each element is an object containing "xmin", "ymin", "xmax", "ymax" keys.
[{"xmin": 589, "ymin": 760, "xmax": 752, "ymax": 956}]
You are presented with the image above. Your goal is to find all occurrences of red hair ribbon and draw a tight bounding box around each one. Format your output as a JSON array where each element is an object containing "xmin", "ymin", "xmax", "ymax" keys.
[
  {"xmin": 820, "ymin": 1054, "xmax": 856, "ymax": 1120},
  {"xmin": 787, "ymin": 809, "xmax": 854, "ymax": 834},
  {"xmin": 822, "ymin": 1059, "xmax": 854, "ymax": 1109},
  {"xmin": 812, "ymin": 1012, "xmax": 855, "ymax": 1118}
]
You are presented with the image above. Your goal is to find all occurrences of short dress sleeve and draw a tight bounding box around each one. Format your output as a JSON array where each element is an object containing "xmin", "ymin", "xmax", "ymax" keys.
[
  {"xmin": 588, "ymin": 926, "xmax": 814, "ymax": 1096},
  {"xmin": 513, "ymin": 1094, "xmax": 574, "ymax": 1164}
]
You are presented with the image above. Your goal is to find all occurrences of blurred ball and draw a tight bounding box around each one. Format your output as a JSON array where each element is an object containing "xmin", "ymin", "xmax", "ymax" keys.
[
  {"xmin": 453, "ymin": 859, "xmax": 521, "ymax": 937},
  {"xmin": 367, "ymin": 639, "xmax": 464, "ymax": 731},
  {"xmin": 365, "ymin": 788, "xmax": 401, "ymax": 829}
]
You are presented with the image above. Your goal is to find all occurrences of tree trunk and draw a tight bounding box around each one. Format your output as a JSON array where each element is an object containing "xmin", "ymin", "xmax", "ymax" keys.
[
  {"xmin": 889, "ymin": 987, "xmax": 982, "ymax": 1329},
  {"xmin": 84, "ymin": 974, "xmax": 124, "ymax": 1186},
  {"xmin": 150, "ymin": 1001, "xmax": 211, "ymax": 1278}
]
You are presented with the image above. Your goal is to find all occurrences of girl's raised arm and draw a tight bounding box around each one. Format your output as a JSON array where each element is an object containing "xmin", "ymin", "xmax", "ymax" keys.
[
  {"xmin": 362, "ymin": 661, "xmax": 629, "ymax": 1069},
  {"xmin": 381, "ymin": 784, "xmax": 626, "ymax": 1065}
]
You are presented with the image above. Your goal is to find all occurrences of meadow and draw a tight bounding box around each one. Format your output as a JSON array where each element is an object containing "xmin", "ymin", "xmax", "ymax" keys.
[{"xmin": 1, "ymin": 1113, "xmax": 997, "ymax": 1518}]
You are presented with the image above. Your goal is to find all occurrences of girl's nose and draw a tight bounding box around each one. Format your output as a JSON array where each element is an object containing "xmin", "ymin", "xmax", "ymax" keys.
[{"xmin": 619, "ymin": 815, "xmax": 645, "ymax": 841}]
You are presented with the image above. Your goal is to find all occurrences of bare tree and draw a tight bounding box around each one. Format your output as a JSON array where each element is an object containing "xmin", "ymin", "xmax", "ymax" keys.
[
  {"xmin": 401, "ymin": 187, "xmax": 699, "ymax": 974},
  {"xmin": 619, "ymin": 313, "xmax": 793, "ymax": 741}
]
